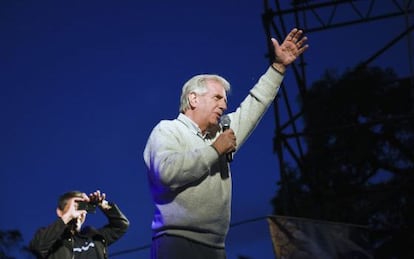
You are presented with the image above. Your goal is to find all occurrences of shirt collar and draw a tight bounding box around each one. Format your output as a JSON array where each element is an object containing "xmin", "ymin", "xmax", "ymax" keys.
[{"xmin": 177, "ymin": 113, "xmax": 209, "ymax": 139}]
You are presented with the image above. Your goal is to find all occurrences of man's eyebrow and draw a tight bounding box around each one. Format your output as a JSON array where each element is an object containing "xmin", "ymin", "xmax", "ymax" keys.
[{"xmin": 214, "ymin": 93, "xmax": 227, "ymax": 104}]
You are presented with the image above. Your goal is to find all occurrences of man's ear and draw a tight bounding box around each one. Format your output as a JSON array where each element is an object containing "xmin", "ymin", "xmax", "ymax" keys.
[
  {"xmin": 56, "ymin": 208, "xmax": 63, "ymax": 217},
  {"xmin": 188, "ymin": 92, "xmax": 198, "ymax": 108}
]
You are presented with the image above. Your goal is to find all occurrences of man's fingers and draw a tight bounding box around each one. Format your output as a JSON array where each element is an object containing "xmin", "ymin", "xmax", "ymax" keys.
[
  {"xmin": 287, "ymin": 28, "xmax": 298, "ymax": 41},
  {"xmin": 298, "ymin": 44, "xmax": 309, "ymax": 56},
  {"xmin": 271, "ymin": 38, "xmax": 280, "ymax": 48},
  {"xmin": 296, "ymin": 37, "xmax": 307, "ymax": 47}
]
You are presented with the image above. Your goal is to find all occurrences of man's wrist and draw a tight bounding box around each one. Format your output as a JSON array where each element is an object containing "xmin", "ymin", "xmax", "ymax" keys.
[
  {"xmin": 100, "ymin": 200, "xmax": 112, "ymax": 210},
  {"xmin": 271, "ymin": 63, "xmax": 286, "ymax": 75},
  {"xmin": 211, "ymin": 144, "xmax": 221, "ymax": 156}
]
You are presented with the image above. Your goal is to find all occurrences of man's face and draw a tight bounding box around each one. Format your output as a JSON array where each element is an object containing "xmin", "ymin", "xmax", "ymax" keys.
[
  {"xmin": 59, "ymin": 197, "xmax": 87, "ymax": 231},
  {"xmin": 72, "ymin": 198, "xmax": 87, "ymax": 229},
  {"xmin": 195, "ymin": 80, "xmax": 227, "ymax": 129}
]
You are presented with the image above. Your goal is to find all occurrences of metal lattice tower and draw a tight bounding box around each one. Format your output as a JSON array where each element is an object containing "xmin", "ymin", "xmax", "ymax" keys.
[{"xmin": 262, "ymin": 0, "xmax": 414, "ymax": 214}]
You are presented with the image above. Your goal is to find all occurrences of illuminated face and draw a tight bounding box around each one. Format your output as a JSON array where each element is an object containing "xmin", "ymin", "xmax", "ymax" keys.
[
  {"xmin": 58, "ymin": 197, "xmax": 87, "ymax": 232},
  {"xmin": 193, "ymin": 80, "xmax": 227, "ymax": 131}
]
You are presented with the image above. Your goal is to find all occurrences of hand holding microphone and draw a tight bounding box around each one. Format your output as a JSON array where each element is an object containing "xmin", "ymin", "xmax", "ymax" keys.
[{"xmin": 212, "ymin": 115, "xmax": 236, "ymax": 162}]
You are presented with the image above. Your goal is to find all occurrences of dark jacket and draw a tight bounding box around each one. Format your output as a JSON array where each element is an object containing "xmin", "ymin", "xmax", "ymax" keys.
[{"xmin": 29, "ymin": 203, "xmax": 129, "ymax": 259}]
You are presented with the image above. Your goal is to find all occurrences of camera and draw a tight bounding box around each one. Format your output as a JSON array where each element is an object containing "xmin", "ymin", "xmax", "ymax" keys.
[{"xmin": 76, "ymin": 201, "xmax": 98, "ymax": 213}]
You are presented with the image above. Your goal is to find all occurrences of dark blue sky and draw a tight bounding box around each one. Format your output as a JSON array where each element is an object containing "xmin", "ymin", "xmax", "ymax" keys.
[{"xmin": 1, "ymin": 1, "xmax": 411, "ymax": 258}]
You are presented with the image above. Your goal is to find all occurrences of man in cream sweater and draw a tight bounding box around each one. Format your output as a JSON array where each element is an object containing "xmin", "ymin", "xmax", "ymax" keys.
[{"xmin": 144, "ymin": 28, "xmax": 309, "ymax": 259}]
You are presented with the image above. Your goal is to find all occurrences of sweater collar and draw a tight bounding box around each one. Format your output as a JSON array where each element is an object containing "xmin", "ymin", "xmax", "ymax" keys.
[{"xmin": 177, "ymin": 113, "xmax": 209, "ymax": 139}]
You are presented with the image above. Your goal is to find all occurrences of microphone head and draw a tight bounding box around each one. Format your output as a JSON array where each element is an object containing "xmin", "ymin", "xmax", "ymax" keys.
[{"xmin": 220, "ymin": 114, "xmax": 231, "ymax": 127}]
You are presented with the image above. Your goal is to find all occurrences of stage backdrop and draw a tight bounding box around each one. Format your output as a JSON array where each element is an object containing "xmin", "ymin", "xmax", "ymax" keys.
[{"xmin": 267, "ymin": 215, "xmax": 373, "ymax": 259}]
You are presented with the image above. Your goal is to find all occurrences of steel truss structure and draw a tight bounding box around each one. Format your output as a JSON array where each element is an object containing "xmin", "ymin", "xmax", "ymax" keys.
[{"xmin": 261, "ymin": 0, "xmax": 414, "ymax": 214}]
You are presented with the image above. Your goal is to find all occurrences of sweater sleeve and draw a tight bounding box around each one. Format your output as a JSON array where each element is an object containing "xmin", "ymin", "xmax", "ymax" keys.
[
  {"xmin": 143, "ymin": 120, "xmax": 219, "ymax": 190},
  {"xmin": 229, "ymin": 66, "xmax": 284, "ymax": 150}
]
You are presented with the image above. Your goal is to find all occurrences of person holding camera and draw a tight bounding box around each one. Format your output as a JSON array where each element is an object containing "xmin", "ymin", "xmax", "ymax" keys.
[{"xmin": 29, "ymin": 190, "xmax": 129, "ymax": 259}]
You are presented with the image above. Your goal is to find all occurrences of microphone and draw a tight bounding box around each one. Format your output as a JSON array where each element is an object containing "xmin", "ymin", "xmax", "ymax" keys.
[{"xmin": 220, "ymin": 115, "xmax": 233, "ymax": 163}]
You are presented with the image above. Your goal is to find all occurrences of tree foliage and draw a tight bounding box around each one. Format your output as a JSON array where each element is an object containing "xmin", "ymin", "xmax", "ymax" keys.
[
  {"xmin": 271, "ymin": 66, "xmax": 414, "ymax": 258},
  {"xmin": 0, "ymin": 230, "xmax": 23, "ymax": 259}
]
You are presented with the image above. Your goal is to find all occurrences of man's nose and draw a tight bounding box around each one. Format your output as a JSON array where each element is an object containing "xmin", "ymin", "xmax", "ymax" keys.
[{"xmin": 220, "ymin": 99, "xmax": 227, "ymax": 111}]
